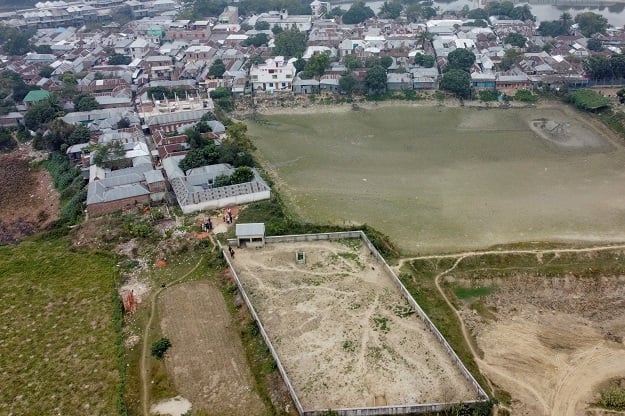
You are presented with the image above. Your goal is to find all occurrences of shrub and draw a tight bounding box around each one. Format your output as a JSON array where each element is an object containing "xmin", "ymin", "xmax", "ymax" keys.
[
  {"xmin": 151, "ymin": 338, "xmax": 172, "ymax": 360},
  {"xmin": 514, "ymin": 89, "xmax": 537, "ymax": 103},
  {"xmin": 479, "ymin": 89, "xmax": 499, "ymax": 102},
  {"xmin": 600, "ymin": 382, "xmax": 625, "ymax": 410}
]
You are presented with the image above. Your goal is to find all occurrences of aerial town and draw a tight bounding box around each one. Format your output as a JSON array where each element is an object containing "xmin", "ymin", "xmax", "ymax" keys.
[{"xmin": 2, "ymin": 0, "xmax": 625, "ymax": 415}]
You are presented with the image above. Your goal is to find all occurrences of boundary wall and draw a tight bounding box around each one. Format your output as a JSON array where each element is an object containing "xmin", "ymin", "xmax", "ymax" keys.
[{"xmin": 220, "ymin": 231, "xmax": 489, "ymax": 416}]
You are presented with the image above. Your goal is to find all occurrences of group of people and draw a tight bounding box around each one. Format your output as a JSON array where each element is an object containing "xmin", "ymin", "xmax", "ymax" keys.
[
  {"xmin": 202, "ymin": 218, "xmax": 213, "ymax": 232},
  {"xmin": 224, "ymin": 207, "xmax": 233, "ymax": 224}
]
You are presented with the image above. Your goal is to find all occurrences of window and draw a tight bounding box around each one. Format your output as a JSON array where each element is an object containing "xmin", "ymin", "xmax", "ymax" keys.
[{"xmin": 272, "ymin": 74, "xmax": 277, "ymax": 79}]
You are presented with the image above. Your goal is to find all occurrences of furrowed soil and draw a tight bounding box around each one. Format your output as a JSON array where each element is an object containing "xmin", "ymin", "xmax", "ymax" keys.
[
  {"xmin": 0, "ymin": 153, "xmax": 59, "ymax": 243},
  {"xmin": 247, "ymin": 104, "xmax": 625, "ymax": 254},
  {"xmin": 157, "ymin": 281, "xmax": 269, "ymax": 415},
  {"xmin": 454, "ymin": 273, "xmax": 625, "ymax": 415},
  {"xmin": 232, "ymin": 240, "xmax": 479, "ymax": 411}
]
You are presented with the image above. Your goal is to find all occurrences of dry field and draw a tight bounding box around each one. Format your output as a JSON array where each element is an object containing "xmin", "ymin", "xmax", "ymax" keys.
[
  {"xmin": 232, "ymin": 239, "xmax": 480, "ymax": 411},
  {"xmin": 158, "ymin": 281, "xmax": 269, "ymax": 416},
  {"xmin": 0, "ymin": 153, "xmax": 59, "ymax": 243},
  {"xmin": 456, "ymin": 274, "xmax": 625, "ymax": 415}
]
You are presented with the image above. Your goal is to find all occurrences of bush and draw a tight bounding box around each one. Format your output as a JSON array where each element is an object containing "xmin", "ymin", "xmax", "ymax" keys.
[
  {"xmin": 514, "ymin": 89, "xmax": 537, "ymax": 103},
  {"xmin": 151, "ymin": 338, "xmax": 172, "ymax": 360},
  {"xmin": 600, "ymin": 382, "xmax": 625, "ymax": 410},
  {"xmin": 479, "ymin": 89, "xmax": 499, "ymax": 102}
]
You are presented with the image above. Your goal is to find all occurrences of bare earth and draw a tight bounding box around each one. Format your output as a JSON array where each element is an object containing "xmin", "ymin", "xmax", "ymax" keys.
[
  {"xmin": 158, "ymin": 281, "xmax": 268, "ymax": 416},
  {"xmin": 458, "ymin": 274, "xmax": 625, "ymax": 415},
  {"xmin": 232, "ymin": 240, "xmax": 479, "ymax": 411}
]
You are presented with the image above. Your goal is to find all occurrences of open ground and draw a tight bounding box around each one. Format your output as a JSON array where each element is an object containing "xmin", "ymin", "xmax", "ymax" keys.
[
  {"xmin": 247, "ymin": 103, "xmax": 625, "ymax": 254},
  {"xmin": 231, "ymin": 239, "xmax": 480, "ymax": 411},
  {"xmin": 402, "ymin": 247, "xmax": 625, "ymax": 416},
  {"xmin": 157, "ymin": 280, "xmax": 269, "ymax": 415}
]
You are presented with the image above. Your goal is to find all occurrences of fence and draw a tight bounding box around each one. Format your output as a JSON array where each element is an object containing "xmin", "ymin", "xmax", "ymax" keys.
[{"xmin": 220, "ymin": 231, "xmax": 489, "ymax": 416}]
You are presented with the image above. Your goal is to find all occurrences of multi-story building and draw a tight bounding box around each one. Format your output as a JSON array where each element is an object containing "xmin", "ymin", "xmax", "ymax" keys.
[{"xmin": 249, "ymin": 56, "xmax": 296, "ymax": 93}]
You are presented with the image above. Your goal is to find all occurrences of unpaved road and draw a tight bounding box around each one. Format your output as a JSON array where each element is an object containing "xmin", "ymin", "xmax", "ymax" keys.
[{"xmin": 400, "ymin": 244, "xmax": 625, "ymax": 416}]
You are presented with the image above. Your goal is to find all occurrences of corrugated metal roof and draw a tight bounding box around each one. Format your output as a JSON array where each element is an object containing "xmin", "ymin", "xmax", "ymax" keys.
[{"xmin": 236, "ymin": 223, "xmax": 265, "ymax": 237}]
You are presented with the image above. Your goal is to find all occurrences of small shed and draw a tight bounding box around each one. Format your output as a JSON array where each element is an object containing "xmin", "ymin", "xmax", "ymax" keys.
[{"xmin": 235, "ymin": 223, "xmax": 265, "ymax": 248}]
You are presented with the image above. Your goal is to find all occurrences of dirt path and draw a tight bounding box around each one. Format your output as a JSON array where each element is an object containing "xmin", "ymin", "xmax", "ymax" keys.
[
  {"xmin": 140, "ymin": 255, "xmax": 207, "ymax": 416},
  {"xmin": 396, "ymin": 243, "xmax": 625, "ymax": 416}
]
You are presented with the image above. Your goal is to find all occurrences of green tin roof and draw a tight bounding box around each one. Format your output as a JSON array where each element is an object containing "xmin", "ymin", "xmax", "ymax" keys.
[{"xmin": 23, "ymin": 90, "xmax": 51, "ymax": 103}]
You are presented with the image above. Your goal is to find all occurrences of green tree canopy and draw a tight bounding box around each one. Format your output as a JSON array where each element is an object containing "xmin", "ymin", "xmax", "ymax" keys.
[
  {"xmin": 344, "ymin": 54, "xmax": 362, "ymax": 69},
  {"xmin": 24, "ymin": 96, "xmax": 62, "ymax": 131},
  {"xmin": 243, "ymin": 33, "xmax": 269, "ymax": 47},
  {"xmin": 342, "ymin": 1, "xmax": 375, "ymax": 24},
  {"xmin": 88, "ymin": 141, "xmax": 125, "ymax": 167},
  {"xmin": 108, "ymin": 54, "xmax": 132, "ymax": 65},
  {"xmin": 575, "ymin": 12, "xmax": 608, "ymax": 37},
  {"xmin": 209, "ymin": 59, "xmax": 226, "ymax": 78},
  {"xmin": 73, "ymin": 93, "xmax": 100, "ymax": 112},
  {"xmin": 364, "ymin": 65, "xmax": 387, "ymax": 94},
  {"xmin": 303, "ymin": 52, "xmax": 331, "ymax": 77},
  {"xmin": 273, "ymin": 27, "xmax": 307, "ymax": 58},
  {"xmin": 339, "ymin": 71, "xmax": 357, "ymax": 95},
  {"xmin": 378, "ymin": 1, "xmax": 403, "ymax": 19},
  {"xmin": 254, "ymin": 20, "xmax": 270, "ymax": 30},
  {"xmin": 178, "ymin": 143, "xmax": 220, "ymax": 172},
  {"xmin": 446, "ymin": 48, "xmax": 476, "ymax": 72},
  {"xmin": 504, "ymin": 32, "xmax": 527, "ymax": 47},
  {"xmin": 586, "ymin": 38, "xmax": 603, "ymax": 51},
  {"xmin": 230, "ymin": 166, "xmax": 254, "ymax": 184},
  {"xmin": 38, "ymin": 66, "xmax": 54, "ymax": 78},
  {"xmin": 584, "ymin": 55, "xmax": 613, "ymax": 79},
  {"xmin": 379, "ymin": 56, "xmax": 393, "ymax": 69},
  {"xmin": 414, "ymin": 53, "xmax": 435, "ymax": 68},
  {"xmin": 568, "ymin": 88, "xmax": 611, "ymax": 111},
  {"xmin": 440, "ymin": 69, "xmax": 471, "ymax": 98},
  {"xmin": 466, "ymin": 8, "xmax": 488, "ymax": 19}
]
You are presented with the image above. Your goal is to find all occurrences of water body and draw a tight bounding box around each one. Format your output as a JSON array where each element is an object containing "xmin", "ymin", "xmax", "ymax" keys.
[
  {"xmin": 335, "ymin": 0, "xmax": 625, "ymax": 27},
  {"xmin": 247, "ymin": 104, "xmax": 625, "ymax": 254}
]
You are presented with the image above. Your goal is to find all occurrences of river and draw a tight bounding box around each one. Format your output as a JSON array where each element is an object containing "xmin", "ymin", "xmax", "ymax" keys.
[{"xmin": 335, "ymin": 0, "xmax": 625, "ymax": 27}]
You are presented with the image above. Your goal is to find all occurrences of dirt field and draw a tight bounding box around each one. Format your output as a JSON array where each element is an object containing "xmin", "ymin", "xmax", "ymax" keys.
[
  {"xmin": 457, "ymin": 274, "xmax": 625, "ymax": 415},
  {"xmin": 232, "ymin": 239, "xmax": 480, "ymax": 411},
  {"xmin": 0, "ymin": 153, "xmax": 59, "ymax": 243},
  {"xmin": 158, "ymin": 281, "xmax": 268, "ymax": 415}
]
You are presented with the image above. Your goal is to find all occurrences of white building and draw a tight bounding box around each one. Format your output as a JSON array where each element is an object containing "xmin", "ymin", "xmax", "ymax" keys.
[
  {"xmin": 129, "ymin": 38, "xmax": 150, "ymax": 59},
  {"xmin": 249, "ymin": 56, "xmax": 296, "ymax": 93}
]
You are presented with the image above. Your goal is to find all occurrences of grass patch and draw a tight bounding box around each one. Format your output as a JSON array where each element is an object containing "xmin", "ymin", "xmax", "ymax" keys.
[
  {"xmin": 0, "ymin": 237, "xmax": 120, "ymax": 415},
  {"xmin": 453, "ymin": 286, "xmax": 494, "ymax": 300},
  {"xmin": 400, "ymin": 258, "xmax": 491, "ymax": 395}
]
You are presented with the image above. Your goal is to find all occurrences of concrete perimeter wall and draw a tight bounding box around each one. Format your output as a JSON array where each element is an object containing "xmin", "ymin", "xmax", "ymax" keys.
[{"xmin": 220, "ymin": 231, "xmax": 489, "ymax": 416}]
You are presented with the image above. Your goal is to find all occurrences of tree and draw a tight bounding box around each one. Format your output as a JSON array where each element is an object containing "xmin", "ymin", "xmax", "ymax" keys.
[
  {"xmin": 151, "ymin": 338, "xmax": 171, "ymax": 360},
  {"xmin": 440, "ymin": 69, "xmax": 471, "ymax": 98},
  {"xmin": 510, "ymin": 4, "xmax": 534, "ymax": 21},
  {"xmin": 303, "ymin": 53, "xmax": 331, "ymax": 77},
  {"xmin": 500, "ymin": 49, "xmax": 522, "ymax": 71},
  {"xmin": 447, "ymin": 48, "xmax": 476, "ymax": 72},
  {"xmin": 378, "ymin": 1, "xmax": 402, "ymax": 19},
  {"xmin": 34, "ymin": 44, "xmax": 52, "ymax": 54},
  {"xmin": 178, "ymin": 144, "xmax": 220, "ymax": 171},
  {"xmin": 0, "ymin": 26, "xmax": 33, "ymax": 55},
  {"xmin": 273, "ymin": 28, "xmax": 307, "ymax": 58},
  {"xmin": 68, "ymin": 124, "xmax": 91, "ymax": 145},
  {"xmin": 575, "ymin": 12, "xmax": 608, "ymax": 37},
  {"xmin": 414, "ymin": 53, "xmax": 435, "ymax": 68},
  {"xmin": 38, "ymin": 66, "xmax": 54, "ymax": 78},
  {"xmin": 230, "ymin": 166, "xmax": 254, "ymax": 184},
  {"xmin": 568, "ymin": 88, "xmax": 611, "ymax": 111},
  {"xmin": 254, "ymin": 20, "xmax": 270, "ymax": 30},
  {"xmin": 342, "ymin": 1, "xmax": 375, "ymax": 24},
  {"xmin": 209, "ymin": 59, "xmax": 226, "ymax": 78},
  {"xmin": 108, "ymin": 54, "xmax": 132, "ymax": 65},
  {"xmin": 364, "ymin": 65, "xmax": 387, "ymax": 94},
  {"xmin": 416, "ymin": 31, "xmax": 434, "ymax": 49},
  {"xmin": 504, "ymin": 32, "xmax": 526, "ymax": 47},
  {"xmin": 379, "ymin": 56, "xmax": 393, "ymax": 69},
  {"xmin": 610, "ymin": 54, "xmax": 625, "ymax": 78},
  {"xmin": 62, "ymin": 72, "xmax": 77, "ymax": 85},
  {"xmin": 587, "ymin": 38, "xmax": 603, "ymax": 51},
  {"xmin": 344, "ymin": 54, "xmax": 362, "ymax": 69},
  {"xmin": 467, "ymin": 8, "xmax": 488, "ymax": 19},
  {"xmin": 210, "ymin": 86, "xmax": 234, "ymax": 111},
  {"xmin": 73, "ymin": 93, "xmax": 100, "ymax": 112},
  {"xmin": 243, "ymin": 33, "xmax": 269, "ymax": 47},
  {"xmin": 24, "ymin": 96, "xmax": 62, "ymax": 131},
  {"xmin": 326, "ymin": 6, "xmax": 344, "ymax": 19},
  {"xmin": 45, "ymin": 118, "xmax": 75, "ymax": 151},
  {"xmin": 271, "ymin": 25, "xmax": 283, "ymax": 35},
  {"xmin": 339, "ymin": 71, "xmax": 357, "ymax": 95},
  {"xmin": 538, "ymin": 20, "xmax": 569, "ymax": 37},
  {"xmin": 223, "ymin": 122, "xmax": 255, "ymax": 152},
  {"xmin": 89, "ymin": 141, "xmax": 125, "ymax": 167},
  {"xmin": 584, "ymin": 55, "xmax": 613, "ymax": 79}
]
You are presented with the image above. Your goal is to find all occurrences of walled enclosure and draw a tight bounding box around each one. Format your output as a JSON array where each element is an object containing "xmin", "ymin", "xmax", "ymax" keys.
[{"xmin": 221, "ymin": 231, "xmax": 488, "ymax": 415}]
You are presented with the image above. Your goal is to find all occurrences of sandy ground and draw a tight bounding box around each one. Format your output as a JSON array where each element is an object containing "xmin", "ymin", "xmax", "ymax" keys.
[
  {"xmin": 232, "ymin": 239, "xmax": 479, "ymax": 411},
  {"xmin": 158, "ymin": 281, "xmax": 268, "ymax": 416},
  {"xmin": 457, "ymin": 275, "xmax": 625, "ymax": 415},
  {"xmin": 150, "ymin": 396, "xmax": 192, "ymax": 416}
]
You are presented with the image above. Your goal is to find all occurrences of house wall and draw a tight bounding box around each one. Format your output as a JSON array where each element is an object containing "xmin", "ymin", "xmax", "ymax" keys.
[
  {"xmin": 180, "ymin": 190, "xmax": 271, "ymax": 214},
  {"xmin": 87, "ymin": 194, "xmax": 151, "ymax": 216}
]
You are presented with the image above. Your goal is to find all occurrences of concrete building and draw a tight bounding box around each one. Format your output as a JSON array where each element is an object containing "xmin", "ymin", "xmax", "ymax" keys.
[{"xmin": 249, "ymin": 56, "xmax": 296, "ymax": 93}]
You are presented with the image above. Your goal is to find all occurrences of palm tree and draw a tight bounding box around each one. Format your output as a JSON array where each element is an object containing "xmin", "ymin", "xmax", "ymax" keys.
[
  {"xmin": 559, "ymin": 12, "xmax": 572, "ymax": 31},
  {"xmin": 416, "ymin": 31, "xmax": 434, "ymax": 50}
]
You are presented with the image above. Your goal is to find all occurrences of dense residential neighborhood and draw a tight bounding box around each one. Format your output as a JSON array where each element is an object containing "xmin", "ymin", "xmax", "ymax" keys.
[{"xmin": 0, "ymin": 0, "xmax": 624, "ymax": 215}]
